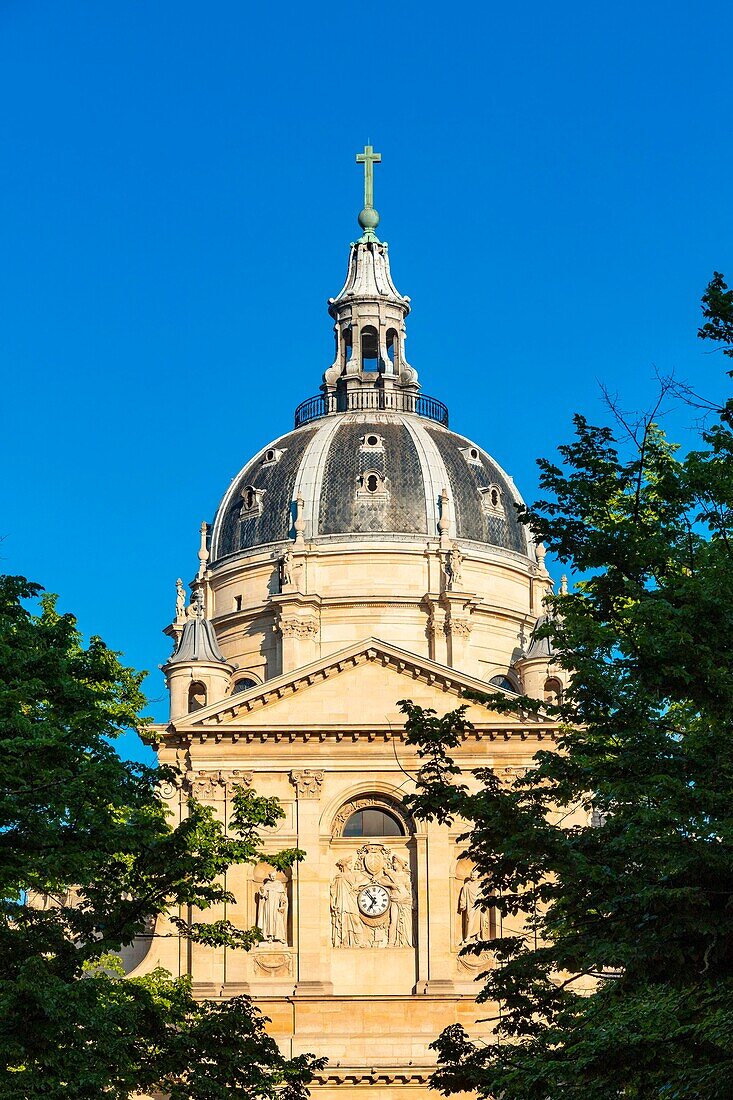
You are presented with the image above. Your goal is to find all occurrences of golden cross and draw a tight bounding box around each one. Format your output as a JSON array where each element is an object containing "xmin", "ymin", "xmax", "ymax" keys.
[{"xmin": 356, "ymin": 143, "xmax": 381, "ymax": 209}]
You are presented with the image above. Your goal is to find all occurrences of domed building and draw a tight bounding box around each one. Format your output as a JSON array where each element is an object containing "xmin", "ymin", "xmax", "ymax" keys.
[{"xmin": 136, "ymin": 148, "xmax": 566, "ymax": 1100}]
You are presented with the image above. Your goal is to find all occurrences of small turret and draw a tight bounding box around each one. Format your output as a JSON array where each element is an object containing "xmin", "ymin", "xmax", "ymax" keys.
[{"xmin": 163, "ymin": 589, "xmax": 234, "ymax": 720}]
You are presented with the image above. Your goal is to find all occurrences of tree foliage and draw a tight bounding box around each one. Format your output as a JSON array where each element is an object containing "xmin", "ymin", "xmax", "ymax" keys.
[
  {"xmin": 400, "ymin": 276, "xmax": 733, "ymax": 1099},
  {"xmin": 0, "ymin": 576, "xmax": 323, "ymax": 1098}
]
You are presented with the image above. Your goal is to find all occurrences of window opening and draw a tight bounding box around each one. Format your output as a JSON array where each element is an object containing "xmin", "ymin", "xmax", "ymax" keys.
[
  {"xmin": 343, "ymin": 808, "xmax": 405, "ymax": 837},
  {"xmin": 489, "ymin": 675, "xmax": 515, "ymax": 692},
  {"xmin": 233, "ymin": 677, "xmax": 257, "ymax": 694},
  {"xmin": 386, "ymin": 328, "xmax": 398, "ymax": 369},
  {"xmin": 361, "ymin": 326, "xmax": 379, "ymax": 371}
]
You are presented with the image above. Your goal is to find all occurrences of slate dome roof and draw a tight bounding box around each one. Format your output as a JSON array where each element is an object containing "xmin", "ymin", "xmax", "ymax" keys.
[{"xmin": 210, "ymin": 410, "xmax": 529, "ymax": 564}]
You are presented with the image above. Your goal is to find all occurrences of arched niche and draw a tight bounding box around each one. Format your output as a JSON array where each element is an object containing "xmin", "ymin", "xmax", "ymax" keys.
[{"xmin": 188, "ymin": 681, "xmax": 207, "ymax": 712}]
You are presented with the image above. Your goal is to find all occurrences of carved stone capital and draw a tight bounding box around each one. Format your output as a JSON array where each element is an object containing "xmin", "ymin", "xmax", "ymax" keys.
[
  {"xmin": 289, "ymin": 769, "xmax": 324, "ymax": 799},
  {"xmin": 280, "ymin": 617, "xmax": 318, "ymax": 639},
  {"xmin": 187, "ymin": 769, "xmax": 254, "ymax": 800},
  {"xmin": 449, "ymin": 617, "xmax": 472, "ymax": 639}
]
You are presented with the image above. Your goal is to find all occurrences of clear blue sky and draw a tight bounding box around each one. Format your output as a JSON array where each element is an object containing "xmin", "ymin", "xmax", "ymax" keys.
[{"xmin": 1, "ymin": 1, "xmax": 731, "ymax": 761}]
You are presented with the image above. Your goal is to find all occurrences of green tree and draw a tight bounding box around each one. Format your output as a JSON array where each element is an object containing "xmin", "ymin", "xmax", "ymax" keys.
[
  {"xmin": 0, "ymin": 576, "xmax": 323, "ymax": 1098},
  {"xmin": 400, "ymin": 277, "xmax": 733, "ymax": 1100}
]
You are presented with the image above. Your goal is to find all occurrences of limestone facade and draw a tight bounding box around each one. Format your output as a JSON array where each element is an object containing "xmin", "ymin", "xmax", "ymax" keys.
[{"xmin": 131, "ymin": 159, "xmax": 567, "ymax": 1096}]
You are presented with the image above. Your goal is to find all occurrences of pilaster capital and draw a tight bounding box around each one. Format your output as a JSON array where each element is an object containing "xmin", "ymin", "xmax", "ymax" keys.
[
  {"xmin": 289, "ymin": 769, "xmax": 324, "ymax": 799},
  {"xmin": 186, "ymin": 768, "xmax": 254, "ymax": 800}
]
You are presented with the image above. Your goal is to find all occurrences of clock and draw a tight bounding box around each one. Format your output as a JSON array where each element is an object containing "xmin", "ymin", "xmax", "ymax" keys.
[{"xmin": 357, "ymin": 884, "xmax": 390, "ymax": 917}]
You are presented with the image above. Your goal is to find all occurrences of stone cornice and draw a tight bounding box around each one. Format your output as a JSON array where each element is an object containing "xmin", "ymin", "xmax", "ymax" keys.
[
  {"xmin": 152, "ymin": 724, "xmax": 558, "ymax": 748},
  {"xmin": 313, "ymin": 1067, "xmax": 434, "ymax": 1086}
]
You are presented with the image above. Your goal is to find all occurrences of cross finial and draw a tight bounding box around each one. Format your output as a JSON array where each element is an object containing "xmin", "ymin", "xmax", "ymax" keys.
[
  {"xmin": 355, "ymin": 144, "xmax": 382, "ymax": 241},
  {"xmin": 356, "ymin": 143, "xmax": 381, "ymax": 209}
]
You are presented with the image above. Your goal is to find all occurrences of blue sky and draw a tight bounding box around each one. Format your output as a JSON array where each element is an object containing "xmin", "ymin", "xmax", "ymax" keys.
[{"xmin": 1, "ymin": 1, "xmax": 731, "ymax": 761}]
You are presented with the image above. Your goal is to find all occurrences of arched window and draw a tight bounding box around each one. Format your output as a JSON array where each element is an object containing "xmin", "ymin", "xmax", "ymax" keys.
[
  {"xmin": 489, "ymin": 675, "xmax": 516, "ymax": 692},
  {"xmin": 386, "ymin": 328, "xmax": 399, "ymax": 371},
  {"xmin": 188, "ymin": 681, "xmax": 207, "ymax": 712},
  {"xmin": 360, "ymin": 325, "xmax": 379, "ymax": 371},
  {"xmin": 343, "ymin": 808, "xmax": 405, "ymax": 837},
  {"xmin": 232, "ymin": 676, "xmax": 257, "ymax": 694},
  {"xmin": 544, "ymin": 678, "xmax": 563, "ymax": 704}
]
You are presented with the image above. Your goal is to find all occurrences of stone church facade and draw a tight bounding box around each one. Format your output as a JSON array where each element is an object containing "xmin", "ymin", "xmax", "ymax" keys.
[{"xmin": 130, "ymin": 149, "xmax": 566, "ymax": 1099}]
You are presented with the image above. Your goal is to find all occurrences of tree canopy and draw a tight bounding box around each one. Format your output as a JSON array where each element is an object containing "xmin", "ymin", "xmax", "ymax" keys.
[
  {"xmin": 400, "ymin": 275, "xmax": 733, "ymax": 1100},
  {"xmin": 0, "ymin": 576, "xmax": 323, "ymax": 1098}
]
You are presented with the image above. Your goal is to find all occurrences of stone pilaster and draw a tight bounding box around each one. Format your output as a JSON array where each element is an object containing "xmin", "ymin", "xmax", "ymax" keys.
[
  {"xmin": 289, "ymin": 769, "xmax": 332, "ymax": 996},
  {"xmin": 271, "ymin": 591, "xmax": 321, "ymax": 674}
]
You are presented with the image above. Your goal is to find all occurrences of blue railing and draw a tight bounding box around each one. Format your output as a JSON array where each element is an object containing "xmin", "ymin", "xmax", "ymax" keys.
[{"xmin": 294, "ymin": 389, "xmax": 449, "ymax": 428}]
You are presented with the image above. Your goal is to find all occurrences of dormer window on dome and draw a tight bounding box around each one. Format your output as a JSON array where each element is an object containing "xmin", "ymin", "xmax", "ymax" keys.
[
  {"xmin": 460, "ymin": 445, "xmax": 483, "ymax": 467},
  {"xmin": 262, "ymin": 447, "xmax": 285, "ymax": 467},
  {"xmin": 360, "ymin": 433, "xmax": 384, "ymax": 453},
  {"xmin": 356, "ymin": 470, "xmax": 389, "ymax": 501},
  {"xmin": 240, "ymin": 486, "xmax": 265, "ymax": 519},
  {"xmin": 480, "ymin": 484, "xmax": 505, "ymax": 517}
]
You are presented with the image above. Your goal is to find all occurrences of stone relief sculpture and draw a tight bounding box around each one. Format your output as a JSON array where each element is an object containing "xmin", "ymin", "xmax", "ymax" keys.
[
  {"xmin": 458, "ymin": 868, "xmax": 492, "ymax": 944},
  {"xmin": 330, "ymin": 859, "xmax": 363, "ymax": 947},
  {"xmin": 330, "ymin": 845, "xmax": 414, "ymax": 949},
  {"xmin": 385, "ymin": 854, "xmax": 414, "ymax": 948},
  {"xmin": 256, "ymin": 872, "xmax": 288, "ymax": 944}
]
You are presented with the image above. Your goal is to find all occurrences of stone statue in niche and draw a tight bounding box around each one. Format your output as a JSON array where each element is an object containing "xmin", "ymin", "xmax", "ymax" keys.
[
  {"xmin": 330, "ymin": 859, "xmax": 363, "ymax": 947},
  {"xmin": 458, "ymin": 868, "xmax": 492, "ymax": 944},
  {"xmin": 256, "ymin": 872, "xmax": 288, "ymax": 944}
]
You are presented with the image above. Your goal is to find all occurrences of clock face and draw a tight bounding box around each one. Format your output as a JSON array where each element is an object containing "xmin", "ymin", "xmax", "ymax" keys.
[{"xmin": 357, "ymin": 884, "xmax": 390, "ymax": 917}]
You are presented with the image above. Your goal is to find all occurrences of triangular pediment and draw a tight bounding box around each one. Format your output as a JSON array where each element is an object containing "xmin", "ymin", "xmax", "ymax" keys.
[{"xmin": 169, "ymin": 638, "xmax": 557, "ymax": 739}]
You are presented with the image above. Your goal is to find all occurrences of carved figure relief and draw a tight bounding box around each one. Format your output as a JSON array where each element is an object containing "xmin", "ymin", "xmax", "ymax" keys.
[
  {"xmin": 330, "ymin": 859, "xmax": 364, "ymax": 947},
  {"xmin": 255, "ymin": 872, "xmax": 289, "ymax": 944},
  {"xmin": 330, "ymin": 845, "xmax": 414, "ymax": 948}
]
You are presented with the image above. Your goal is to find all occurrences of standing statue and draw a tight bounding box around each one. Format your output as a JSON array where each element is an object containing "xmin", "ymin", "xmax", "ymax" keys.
[
  {"xmin": 385, "ymin": 854, "xmax": 414, "ymax": 947},
  {"xmin": 458, "ymin": 868, "xmax": 492, "ymax": 944},
  {"xmin": 280, "ymin": 546, "xmax": 294, "ymax": 590},
  {"xmin": 175, "ymin": 578, "xmax": 186, "ymax": 623},
  {"xmin": 330, "ymin": 859, "xmax": 363, "ymax": 947},
  {"xmin": 448, "ymin": 547, "xmax": 463, "ymax": 589},
  {"xmin": 256, "ymin": 872, "xmax": 288, "ymax": 944}
]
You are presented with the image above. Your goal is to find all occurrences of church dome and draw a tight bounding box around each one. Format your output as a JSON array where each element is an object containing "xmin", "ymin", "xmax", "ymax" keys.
[
  {"xmin": 209, "ymin": 163, "xmax": 530, "ymax": 567},
  {"xmin": 210, "ymin": 410, "xmax": 528, "ymax": 563}
]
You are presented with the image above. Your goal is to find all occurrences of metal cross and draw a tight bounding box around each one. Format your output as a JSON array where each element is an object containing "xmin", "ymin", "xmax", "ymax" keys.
[{"xmin": 356, "ymin": 143, "xmax": 381, "ymax": 208}]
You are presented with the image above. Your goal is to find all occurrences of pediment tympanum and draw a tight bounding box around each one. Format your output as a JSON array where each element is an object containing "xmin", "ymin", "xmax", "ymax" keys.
[{"xmin": 162, "ymin": 638, "xmax": 557, "ymax": 742}]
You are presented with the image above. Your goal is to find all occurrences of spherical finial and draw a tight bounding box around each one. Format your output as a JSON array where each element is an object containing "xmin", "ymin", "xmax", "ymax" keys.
[{"xmin": 358, "ymin": 206, "xmax": 380, "ymax": 232}]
